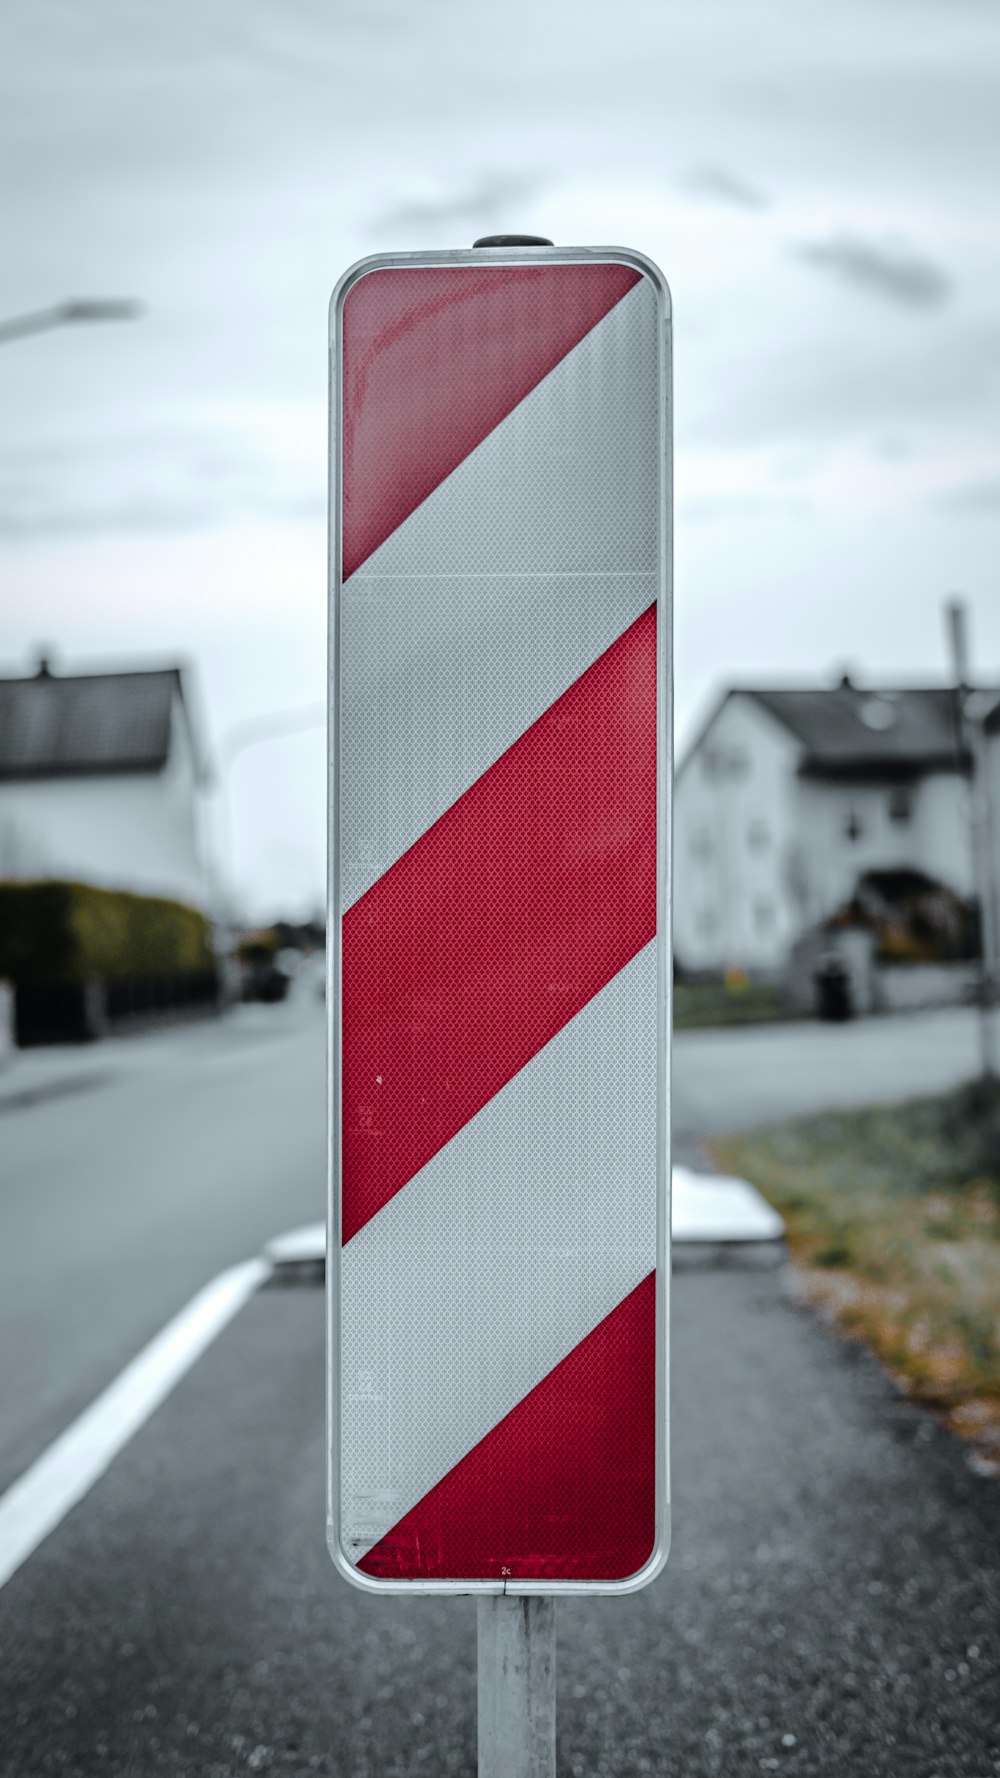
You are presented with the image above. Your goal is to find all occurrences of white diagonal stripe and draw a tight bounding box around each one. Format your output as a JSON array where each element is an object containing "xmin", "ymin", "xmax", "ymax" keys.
[
  {"xmin": 0, "ymin": 1260, "xmax": 268, "ymax": 1590},
  {"xmin": 339, "ymin": 275, "xmax": 659, "ymax": 908},
  {"xmin": 339, "ymin": 940, "xmax": 657, "ymax": 1563}
]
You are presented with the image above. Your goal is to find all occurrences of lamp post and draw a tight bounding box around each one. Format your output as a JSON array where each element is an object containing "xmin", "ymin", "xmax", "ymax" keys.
[
  {"xmin": 214, "ymin": 704, "xmax": 326, "ymax": 922},
  {"xmin": 0, "ymin": 298, "xmax": 143, "ymax": 347}
]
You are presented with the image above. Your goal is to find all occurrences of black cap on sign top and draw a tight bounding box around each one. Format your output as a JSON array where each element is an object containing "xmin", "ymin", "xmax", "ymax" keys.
[{"xmin": 472, "ymin": 234, "xmax": 554, "ymax": 248}]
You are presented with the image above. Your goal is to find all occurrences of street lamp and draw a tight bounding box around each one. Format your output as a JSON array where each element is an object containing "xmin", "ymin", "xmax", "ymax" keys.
[
  {"xmin": 214, "ymin": 703, "xmax": 327, "ymax": 921},
  {"xmin": 0, "ymin": 298, "xmax": 144, "ymax": 346}
]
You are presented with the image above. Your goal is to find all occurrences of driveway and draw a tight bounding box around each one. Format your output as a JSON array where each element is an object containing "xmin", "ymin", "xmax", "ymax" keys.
[{"xmin": 673, "ymin": 1004, "xmax": 989, "ymax": 1152}]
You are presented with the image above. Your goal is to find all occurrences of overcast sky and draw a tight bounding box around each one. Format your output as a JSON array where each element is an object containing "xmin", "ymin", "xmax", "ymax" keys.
[{"xmin": 2, "ymin": 0, "xmax": 999, "ymax": 918}]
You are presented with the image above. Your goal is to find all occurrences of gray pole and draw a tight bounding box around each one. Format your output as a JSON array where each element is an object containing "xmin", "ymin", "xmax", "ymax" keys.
[
  {"xmin": 215, "ymin": 703, "xmax": 326, "ymax": 917},
  {"xmin": 478, "ymin": 1596, "xmax": 556, "ymax": 1778},
  {"xmin": 946, "ymin": 599, "xmax": 996, "ymax": 1080},
  {"xmin": 970, "ymin": 706, "xmax": 1000, "ymax": 1017}
]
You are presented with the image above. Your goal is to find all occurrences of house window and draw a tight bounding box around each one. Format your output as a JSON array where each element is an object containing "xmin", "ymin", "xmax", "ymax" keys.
[
  {"xmin": 753, "ymin": 900, "xmax": 774, "ymax": 935},
  {"xmin": 690, "ymin": 828, "xmax": 713, "ymax": 860},
  {"xmin": 696, "ymin": 907, "xmax": 718, "ymax": 938},
  {"xmin": 747, "ymin": 818, "xmax": 770, "ymax": 852},
  {"xmin": 888, "ymin": 786, "xmax": 912, "ymax": 825},
  {"xmin": 703, "ymin": 746, "xmax": 750, "ymax": 780},
  {"xmin": 844, "ymin": 809, "xmax": 863, "ymax": 843}
]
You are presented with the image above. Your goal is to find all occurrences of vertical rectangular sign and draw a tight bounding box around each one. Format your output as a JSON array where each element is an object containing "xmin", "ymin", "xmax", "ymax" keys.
[{"xmin": 328, "ymin": 246, "xmax": 672, "ymax": 1593}]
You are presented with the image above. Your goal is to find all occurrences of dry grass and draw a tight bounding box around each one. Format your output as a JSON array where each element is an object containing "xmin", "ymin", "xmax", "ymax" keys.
[{"xmin": 711, "ymin": 1081, "xmax": 1000, "ymax": 1474}]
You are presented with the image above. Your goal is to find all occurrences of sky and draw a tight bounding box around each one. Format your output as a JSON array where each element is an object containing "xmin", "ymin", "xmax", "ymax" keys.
[{"xmin": 2, "ymin": 0, "xmax": 999, "ymax": 919}]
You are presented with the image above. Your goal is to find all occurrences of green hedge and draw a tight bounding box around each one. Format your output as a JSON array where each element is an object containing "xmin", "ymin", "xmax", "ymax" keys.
[
  {"xmin": 0, "ymin": 880, "xmax": 214, "ymax": 989},
  {"xmin": 236, "ymin": 928, "xmax": 279, "ymax": 963}
]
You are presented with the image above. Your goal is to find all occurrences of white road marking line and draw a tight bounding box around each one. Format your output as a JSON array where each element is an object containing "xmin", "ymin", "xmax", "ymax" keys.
[{"xmin": 0, "ymin": 1256, "xmax": 271, "ymax": 1590}]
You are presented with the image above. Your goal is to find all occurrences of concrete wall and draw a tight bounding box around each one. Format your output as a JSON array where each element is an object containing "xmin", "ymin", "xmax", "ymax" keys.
[
  {"xmin": 787, "ymin": 932, "xmax": 975, "ymax": 1018},
  {"xmin": 875, "ymin": 962, "xmax": 978, "ymax": 1012},
  {"xmin": 0, "ymin": 694, "xmax": 207, "ymax": 908},
  {"xmin": 786, "ymin": 925, "xmax": 878, "ymax": 1017}
]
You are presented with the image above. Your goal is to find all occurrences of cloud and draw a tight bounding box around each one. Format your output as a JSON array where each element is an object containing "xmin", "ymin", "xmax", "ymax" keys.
[
  {"xmin": 0, "ymin": 488, "xmax": 327, "ymax": 543},
  {"xmin": 365, "ymin": 172, "xmax": 539, "ymax": 239},
  {"xmin": 939, "ymin": 475, "xmax": 1000, "ymax": 512},
  {"xmin": 685, "ymin": 165, "xmax": 768, "ymax": 209},
  {"xmin": 0, "ymin": 496, "xmax": 222, "ymax": 541},
  {"xmin": 0, "ymin": 420, "xmax": 326, "ymax": 544},
  {"xmin": 795, "ymin": 233, "xmax": 952, "ymax": 309}
]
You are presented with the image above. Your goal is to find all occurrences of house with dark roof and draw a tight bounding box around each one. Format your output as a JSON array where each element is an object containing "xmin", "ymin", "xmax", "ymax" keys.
[
  {"xmin": 0, "ymin": 654, "xmax": 209, "ymax": 909},
  {"xmin": 674, "ymin": 674, "xmax": 999, "ymax": 972}
]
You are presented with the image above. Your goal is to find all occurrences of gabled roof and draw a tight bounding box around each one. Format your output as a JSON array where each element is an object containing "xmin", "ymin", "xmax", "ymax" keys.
[
  {"xmin": 0, "ymin": 665, "xmax": 201, "ymax": 780},
  {"xmin": 748, "ymin": 685, "xmax": 969, "ymax": 773},
  {"xmin": 983, "ymin": 693, "xmax": 1000, "ymax": 737},
  {"xmin": 679, "ymin": 681, "xmax": 992, "ymax": 780}
]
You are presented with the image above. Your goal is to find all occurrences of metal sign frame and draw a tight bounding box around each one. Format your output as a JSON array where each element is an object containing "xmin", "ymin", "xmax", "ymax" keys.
[{"xmin": 327, "ymin": 244, "xmax": 673, "ymax": 1595}]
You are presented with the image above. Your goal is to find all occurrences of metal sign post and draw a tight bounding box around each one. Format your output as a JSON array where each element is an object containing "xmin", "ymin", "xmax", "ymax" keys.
[
  {"xmin": 327, "ymin": 239, "xmax": 672, "ymax": 1766},
  {"xmin": 478, "ymin": 1596, "xmax": 556, "ymax": 1778}
]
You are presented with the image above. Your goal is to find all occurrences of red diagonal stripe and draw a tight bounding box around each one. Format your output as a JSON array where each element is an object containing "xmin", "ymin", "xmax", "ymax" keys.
[
  {"xmin": 341, "ymin": 262, "xmax": 641, "ymax": 579},
  {"xmin": 341, "ymin": 604, "xmax": 656, "ymax": 1243},
  {"xmin": 359, "ymin": 1271, "xmax": 656, "ymax": 1582}
]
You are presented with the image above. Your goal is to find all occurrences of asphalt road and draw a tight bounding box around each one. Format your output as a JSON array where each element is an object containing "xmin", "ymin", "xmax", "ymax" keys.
[
  {"xmin": 1, "ymin": 994, "xmax": 983, "ymax": 1492},
  {"xmin": 1, "ymin": 1269, "xmax": 996, "ymax": 1777},
  {"xmin": 2, "ymin": 997, "xmax": 998, "ymax": 1776},
  {"xmin": 672, "ymin": 1003, "xmax": 989, "ymax": 1151},
  {"xmin": 0, "ymin": 987, "xmax": 326, "ymax": 1492}
]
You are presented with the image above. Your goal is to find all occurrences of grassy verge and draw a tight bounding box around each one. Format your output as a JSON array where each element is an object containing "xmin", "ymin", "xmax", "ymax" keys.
[
  {"xmin": 710, "ymin": 1079, "xmax": 1000, "ymax": 1474},
  {"xmin": 673, "ymin": 978, "xmax": 796, "ymax": 1030}
]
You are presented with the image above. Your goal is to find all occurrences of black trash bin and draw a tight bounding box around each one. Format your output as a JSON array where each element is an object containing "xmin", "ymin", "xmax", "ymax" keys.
[{"xmin": 815, "ymin": 961, "xmax": 853, "ymax": 1021}]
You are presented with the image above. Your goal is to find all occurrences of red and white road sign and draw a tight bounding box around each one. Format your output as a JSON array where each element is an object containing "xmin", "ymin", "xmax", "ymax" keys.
[{"xmin": 328, "ymin": 246, "xmax": 671, "ymax": 1593}]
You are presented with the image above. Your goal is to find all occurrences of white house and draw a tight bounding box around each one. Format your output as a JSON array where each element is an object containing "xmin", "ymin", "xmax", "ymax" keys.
[
  {"xmin": 0, "ymin": 654, "xmax": 209, "ymax": 909},
  {"xmin": 674, "ymin": 674, "xmax": 995, "ymax": 974}
]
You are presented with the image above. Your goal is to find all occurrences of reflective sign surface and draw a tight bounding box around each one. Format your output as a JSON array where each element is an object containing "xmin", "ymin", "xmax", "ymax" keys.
[{"xmin": 329, "ymin": 248, "xmax": 671, "ymax": 1593}]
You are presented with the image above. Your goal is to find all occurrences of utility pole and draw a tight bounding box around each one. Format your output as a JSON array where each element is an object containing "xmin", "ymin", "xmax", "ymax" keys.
[{"xmin": 946, "ymin": 599, "xmax": 998, "ymax": 1082}]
